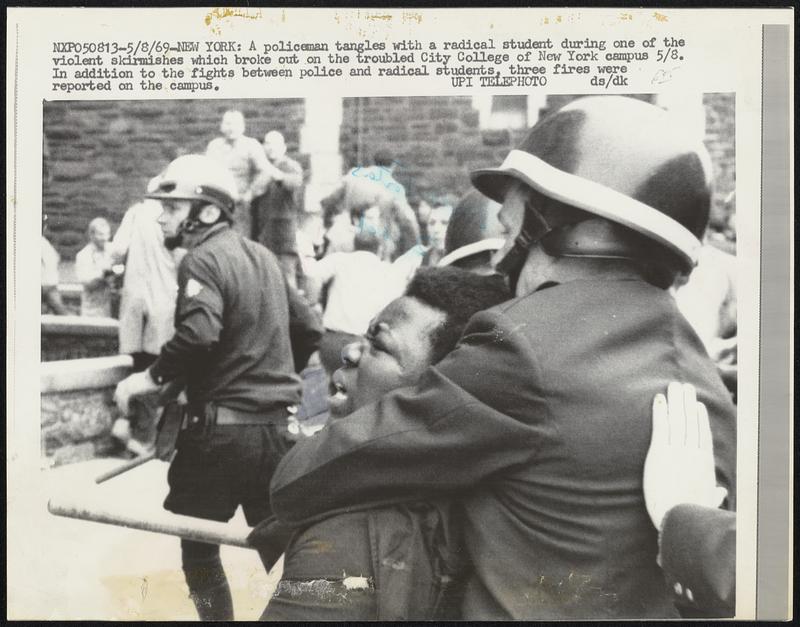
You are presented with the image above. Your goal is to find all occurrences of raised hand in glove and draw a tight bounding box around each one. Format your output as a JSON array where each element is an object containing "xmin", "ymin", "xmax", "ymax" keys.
[
  {"xmin": 643, "ymin": 382, "xmax": 728, "ymax": 532},
  {"xmin": 114, "ymin": 369, "xmax": 159, "ymax": 416}
]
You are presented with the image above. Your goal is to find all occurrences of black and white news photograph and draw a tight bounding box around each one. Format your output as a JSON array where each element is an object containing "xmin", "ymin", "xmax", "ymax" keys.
[{"xmin": 7, "ymin": 7, "xmax": 794, "ymax": 622}]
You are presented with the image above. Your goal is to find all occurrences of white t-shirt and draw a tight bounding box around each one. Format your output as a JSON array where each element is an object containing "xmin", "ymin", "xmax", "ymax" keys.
[{"xmin": 307, "ymin": 250, "xmax": 408, "ymax": 335}]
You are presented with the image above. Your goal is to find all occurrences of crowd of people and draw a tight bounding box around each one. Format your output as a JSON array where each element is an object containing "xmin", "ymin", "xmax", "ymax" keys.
[{"xmin": 43, "ymin": 96, "xmax": 738, "ymax": 620}]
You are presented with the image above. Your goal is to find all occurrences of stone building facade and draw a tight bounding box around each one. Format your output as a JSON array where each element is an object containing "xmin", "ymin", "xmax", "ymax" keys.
[
  {"xmin": 43, "ymin": 98, "xmax": 306, "ymax": 259},
  {"xmin": 43, "ymin": 93, "xmax": 734, "ymax": 260}
]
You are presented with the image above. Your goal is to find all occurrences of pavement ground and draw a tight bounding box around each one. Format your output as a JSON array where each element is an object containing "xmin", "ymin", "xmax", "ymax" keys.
[{"xmin": 9, "ymin": 457, "xmax": 282, "ymax": 620}]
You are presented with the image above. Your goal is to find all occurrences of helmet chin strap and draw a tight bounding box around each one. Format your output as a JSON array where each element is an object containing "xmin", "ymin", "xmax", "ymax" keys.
[
  {"xmin": 495, "ymin": 203, "xmax": 553, "ymax": 293},
  {"xmin": 179, "ymin": 216, "xmax": 202, "ymax": 234},
  {"xmin": 497, "ymin": 206, "xmax": 656, "ymax": 293},
  {"xmin": 163, "ymin": 233, "xmax": 183, "ymax": 250},
  {"xmin": 164, "ymin": 210, "xmax": 209, "ymax": 250},
  {"xmin": 170, "ymin": 201, "xmax": 225, "ymax": 247}
]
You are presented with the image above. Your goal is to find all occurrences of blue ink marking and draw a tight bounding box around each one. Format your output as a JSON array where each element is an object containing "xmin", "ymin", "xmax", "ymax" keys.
[
  {"xmin": 356, "ymin": 215, "xmax": 393, "ymax": 242},
  {"xmin": 350, "ymin": 161, "xmax": 404, "ymax": 197}
]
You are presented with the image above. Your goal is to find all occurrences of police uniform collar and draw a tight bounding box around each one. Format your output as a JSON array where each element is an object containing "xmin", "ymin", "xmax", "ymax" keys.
[{"xmin": 196, "ymin": 222, "xmax": 230, "ymax": 245}]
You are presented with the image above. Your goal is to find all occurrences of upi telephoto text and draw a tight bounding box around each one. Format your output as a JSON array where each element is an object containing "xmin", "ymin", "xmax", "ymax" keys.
[{"xmin": 51, "ymin": 36, "xmax": 687, "ymax": 93}]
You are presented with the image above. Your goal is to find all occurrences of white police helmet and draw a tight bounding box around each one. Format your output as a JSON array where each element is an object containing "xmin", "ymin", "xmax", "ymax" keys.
[
  {"xmin": 146, "ymin": 154, "xmax": 239, "ymax": 222},
  {"xmin": 471, "ymin": 96, "xmax": 713, "ymax": 287}
]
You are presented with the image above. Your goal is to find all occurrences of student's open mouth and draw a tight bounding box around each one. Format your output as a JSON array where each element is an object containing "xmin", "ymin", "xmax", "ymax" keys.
[{"xmin": 328, "ymin": 369, "xmax": 350, "ymax": 416}]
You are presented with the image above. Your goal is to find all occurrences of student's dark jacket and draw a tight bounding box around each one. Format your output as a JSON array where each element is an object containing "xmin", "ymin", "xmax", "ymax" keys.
[
  {"xmin": 270, "ymin": 277, "xmax": 737, "ymax": 619},
  {"xmin": 250, "ymin": 500, "xmax": 466, "ymax": 621}
]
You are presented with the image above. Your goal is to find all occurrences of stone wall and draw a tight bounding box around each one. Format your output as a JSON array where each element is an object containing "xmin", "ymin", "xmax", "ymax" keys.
[
  {"xmin": 41, "ymin": 315, "xmax": 120, "ymax": 361},
  {"xmin": 41, "ymin": 356, "xmax": 134, "ymax": 466},
  {"xmin": 41, "ymin": 387, "xmax": 120, "ymax": 465},
  {"xmin": 43, "ymin": 98, "xmax": 307, "ymax": 260},
  {"xmin": 42, "ymin": 335, "xmax": 120, "ymax": 362},
  {"xmin": 339, "ymin": 96, "xmax": 530, "ymax": 207}
]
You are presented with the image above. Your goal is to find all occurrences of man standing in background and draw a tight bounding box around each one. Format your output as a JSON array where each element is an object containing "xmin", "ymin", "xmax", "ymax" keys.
[
  {"xmin": 205, "ymin": 109, "xmax": 269, "ymax": 239},
  {"xmin": 253, "ymin": 130, "xmax": 305, "ymax": 289},
  {"xmin": 75, "ymin": 217, "xmax": 114, "ymax": 317}
]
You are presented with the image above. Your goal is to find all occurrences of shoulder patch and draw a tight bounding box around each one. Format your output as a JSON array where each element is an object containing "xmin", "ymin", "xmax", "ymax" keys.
[{"xmin": 185, "ymin": 278, "xmax": 204, "ymax": 298}]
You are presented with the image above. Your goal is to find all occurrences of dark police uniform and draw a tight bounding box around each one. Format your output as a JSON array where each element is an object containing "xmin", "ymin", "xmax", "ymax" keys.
[
  {"xmin": 660, "ymin": 504, "xmax": 736, "ymax": 617},
  {"xmin": 271, "ymin": 278, "xmax": 737, "ymax": 620},
  {"xmin": 149, "ymin": 222, "xmax": 302, "ymax": 525}
]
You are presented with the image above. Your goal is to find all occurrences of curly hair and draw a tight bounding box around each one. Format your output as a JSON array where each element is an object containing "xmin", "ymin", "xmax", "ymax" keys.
[{"xmin": 405, "ymin": 267, "xmax": 511, "ymax": 364}]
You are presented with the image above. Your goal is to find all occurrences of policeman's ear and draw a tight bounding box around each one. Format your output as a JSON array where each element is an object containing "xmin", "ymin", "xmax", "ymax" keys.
[{"xmin": 197, "ymin": 204, "xmax": 222, "ymax": 225}]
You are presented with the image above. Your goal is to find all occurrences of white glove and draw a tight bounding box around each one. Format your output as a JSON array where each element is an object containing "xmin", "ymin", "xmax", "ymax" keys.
[
  {"xmin": 113, "ymin": 369, "xmax": 159, "ymax": 416},
  {"xmin": 111, "ymin": 417, "xmax": 132, "ymax": 443},
  {"xmin": 643, "ymin": 382, "xmax": 728, "ymax": 531}
]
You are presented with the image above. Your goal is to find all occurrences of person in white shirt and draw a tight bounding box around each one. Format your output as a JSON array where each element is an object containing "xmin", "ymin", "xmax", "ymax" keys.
[
  {"xmin": 305, "ymin": 206, "xmax": 409, "ymax": 375},
  {"xmin": 75, "ymin": 217, "xmax": 114, "ymax": 317}
]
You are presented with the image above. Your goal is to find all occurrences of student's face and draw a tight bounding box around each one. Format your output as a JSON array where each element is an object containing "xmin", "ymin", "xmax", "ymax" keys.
[{"xmin": 328, "ymin": 296, "xmax": 445, "ymax": 418}]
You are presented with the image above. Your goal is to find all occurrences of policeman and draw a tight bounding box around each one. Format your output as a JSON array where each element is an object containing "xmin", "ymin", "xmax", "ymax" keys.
[
  {"xmin": 114, "ymin": 154, "xmax": 303, "ymax": 621},
  {"xmin": 268, "ymin": 96, "xmax": 737, "ymax": 619},
  {"xmin": 437, "ymin": 189, "xmax": 506, "ymax": 273}
]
